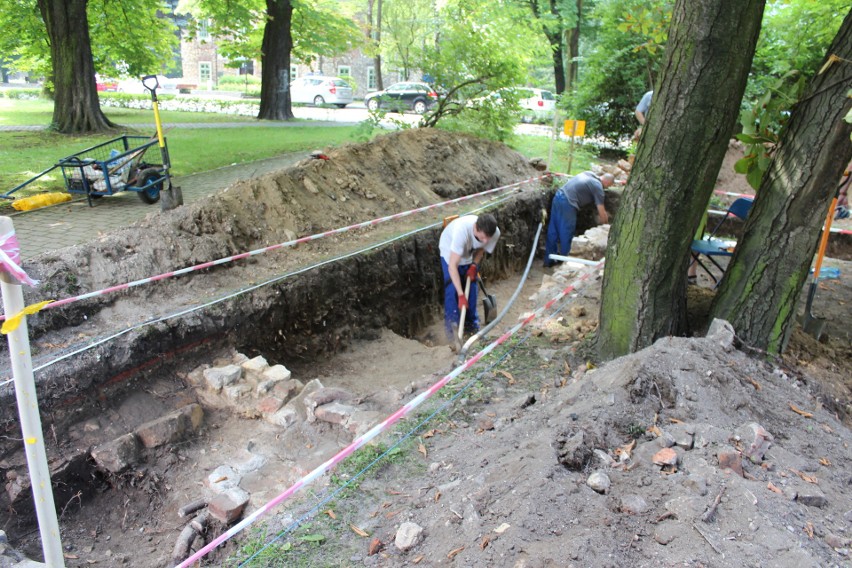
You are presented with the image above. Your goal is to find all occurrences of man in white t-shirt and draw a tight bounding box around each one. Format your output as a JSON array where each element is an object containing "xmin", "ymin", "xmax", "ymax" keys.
[{"xmin": 439, "ymin": 214, "xmax": 501, "ymax": 340}]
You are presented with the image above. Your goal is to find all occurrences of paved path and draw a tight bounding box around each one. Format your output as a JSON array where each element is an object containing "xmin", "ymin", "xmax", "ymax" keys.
[{"xmin": 8, "ymin": 152, "xmax": 311, "ymax": 259}]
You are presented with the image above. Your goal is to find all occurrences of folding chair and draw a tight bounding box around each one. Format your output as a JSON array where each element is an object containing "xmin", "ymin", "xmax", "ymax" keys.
[{"xmin": 690, "ymin": 197, "xmax": 753, "ymax": 286}]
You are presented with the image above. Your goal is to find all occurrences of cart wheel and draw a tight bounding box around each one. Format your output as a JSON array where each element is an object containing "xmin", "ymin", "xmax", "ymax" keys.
[{"xmin": 137, "ymin": 169, "xmax": 162, "ymax": 204}]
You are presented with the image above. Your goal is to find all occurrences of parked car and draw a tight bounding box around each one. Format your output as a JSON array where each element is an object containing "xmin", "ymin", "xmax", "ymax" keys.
[
  {"xmin": 471, "ymin": 87, "xmax": 556, "ymax": 122},
  {"xmin": 117, "ymin": 75, "xmax": 177, "ymax": 94},
  {"xmin": 516, "ymin": 88, "xmax": 556, "ymax": 122},
  {"xmin": 289, "ymin": 76, "xmax": 353, "ymax": 108},
  {"xmin": 364, "ymin": 82, "xmax": 439, "ymax": 114},
  {"xmin": 95, "ymin": 75, "xmax": 119, "ymax": 92}
]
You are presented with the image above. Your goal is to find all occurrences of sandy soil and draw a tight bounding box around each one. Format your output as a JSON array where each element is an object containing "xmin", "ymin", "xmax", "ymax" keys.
[{"xmin": 2, "ymin": 131, "xmax": 850, "ymax": 568}]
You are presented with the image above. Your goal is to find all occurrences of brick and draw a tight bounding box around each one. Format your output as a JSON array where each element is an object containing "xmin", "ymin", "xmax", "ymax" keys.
[
  {"xmin": 203, "ymin": 365, "xmax": 242, "ymax": 391},
  {"xmin": 717, "ymin": 451, "xmax": 744, "ymax": 477},
  {"xmin": 136, "ymin": 414, "xmax": 184, "ymax": 448},
  {"xmin": 136, "ymin": 405, "xmax": 201, "ymax": 449},
  {"xmin": 653, "ymin": 447, "xmax": 678, "ymax": 466},
  {"xmin": 257, "ymin": 396, "xmax": 284, "ymax": 414},
  {"xmin": 241, "ymin": 356, "xmax": 269, "ymax": 380},
  {"xmin": 262, "ymin": 364, "xmax": 292, "ymax": 383},
  {"xmin": 208, "ymin": 487, "xmax": 250, "ymax": 524},
  {"xmin": 314, "ymin": 402, "xmax": 355, "ymax": 425},
  {"xmin": 91, "ymin": 433, "xmax": 141, "ymax": 473}
]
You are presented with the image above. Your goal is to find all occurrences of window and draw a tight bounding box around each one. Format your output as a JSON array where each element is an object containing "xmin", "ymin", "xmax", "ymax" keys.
[
  {"xmin": 337, "ymin": 65, "xmax": 351, "ymax": 77},
  {"xmin": 290, "ymin": 65, "xmax": 298, "ymax": 80},
  {"xmin": 367, "ymin": 68, "xmax": 376, "ymax": 90},
  {"xmin": 199, "ymin": 62, "xmax": 212, "ymax": 82},
  {"xmin": 198, "ymin": 19, "xmax": 210, "ymax": 41}
]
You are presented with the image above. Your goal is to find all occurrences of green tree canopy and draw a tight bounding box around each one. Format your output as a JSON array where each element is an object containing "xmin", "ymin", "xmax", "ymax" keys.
[{"xmin": 0, "ymin": 0, "xmax": 177, "ymax": 83}]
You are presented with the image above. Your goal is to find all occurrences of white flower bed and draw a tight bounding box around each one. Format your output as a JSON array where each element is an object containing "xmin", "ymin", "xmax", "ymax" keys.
[{"xmin": 100, "ymin": 95, "xmax": 260, "ymax": 117}]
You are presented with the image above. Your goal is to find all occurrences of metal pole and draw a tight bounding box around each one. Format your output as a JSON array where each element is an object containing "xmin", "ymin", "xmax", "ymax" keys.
[{"xmin": 0, "ymin": 217, "xmax": 65, "ymax": 568}]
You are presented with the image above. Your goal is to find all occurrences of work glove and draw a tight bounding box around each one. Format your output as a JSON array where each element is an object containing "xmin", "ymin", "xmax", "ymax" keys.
[
  {"xmin": 458, "ymin": 295, "xmax": 469, "ymax": 311},
  {"xmin": 466, "ymin": 263, "xmax": 478, "ymax": 281}
]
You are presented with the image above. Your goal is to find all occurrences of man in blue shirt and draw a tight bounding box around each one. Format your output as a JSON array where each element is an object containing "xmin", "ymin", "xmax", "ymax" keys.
[
  {"xmin": 634, "ymin": 90, "xmax": 653, "ymax": 141},
  {"xmin": 544, "ymin": 172, "xmax": 613, "ymax": 267}
]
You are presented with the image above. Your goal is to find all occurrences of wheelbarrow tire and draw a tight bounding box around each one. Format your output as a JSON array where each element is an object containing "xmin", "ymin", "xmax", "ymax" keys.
[{"xmin": 137, "ymin": 168, "xmax": 162, "ymax": 204}]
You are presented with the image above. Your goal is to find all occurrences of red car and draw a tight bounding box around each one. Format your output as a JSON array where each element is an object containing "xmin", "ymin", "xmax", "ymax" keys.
[{"xmin": 96, "ymin": 77, "xmax": 119, "ymax": 92}]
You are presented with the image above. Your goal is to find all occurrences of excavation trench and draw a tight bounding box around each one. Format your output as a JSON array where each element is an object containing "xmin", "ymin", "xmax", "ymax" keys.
[
  {"xmin": 0, "ymin": 189, "xmax": 621, "ymax": 557},
  {"xmin": 0, "ymin": 130, "xmax": 590, "ymax": 553}
]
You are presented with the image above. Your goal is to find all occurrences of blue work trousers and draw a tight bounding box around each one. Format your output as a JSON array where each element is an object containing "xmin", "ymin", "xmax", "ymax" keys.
[
  {"xmin": 441, "ymin": 258, "xmax": 479, "ymax": 340},
  {"xmin": 544, "ymin": 190, "xmax": 578, "ymax": 266}
]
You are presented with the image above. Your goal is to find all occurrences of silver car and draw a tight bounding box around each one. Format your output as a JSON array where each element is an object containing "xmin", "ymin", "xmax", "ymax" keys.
[{"xmin": 289, "ymin": 76, "xmax": 354, "ymax": 108}]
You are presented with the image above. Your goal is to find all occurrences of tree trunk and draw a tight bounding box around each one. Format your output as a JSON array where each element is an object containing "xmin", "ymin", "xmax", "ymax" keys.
[
  {"xmin": 258, "ymin": 0, "xmax": 294, "ymax": 120},
  {"xmin": 597, "ymin": 0, "xmax": 765, "ymax": 360},
  {"xmin": 710, "ymin": 9, "xmax": 852, "ymax": 353},
  {"xmin": 36, "ymin": 0, "xmax": 115, "ymax": 133},
  {"xmin": 375, "ymin": 0, "xmax": 383, "ymax": 90},
  {"xmin": 546, "ymin": 0, "xmax": 566, "ymax": 94},
  {"xmin": 563, "ymin": 0, "xmax": 581, "ymax": 92}
]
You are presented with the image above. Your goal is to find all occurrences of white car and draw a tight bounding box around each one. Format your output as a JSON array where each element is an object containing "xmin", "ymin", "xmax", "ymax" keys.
[
  {"xmin": 117, "ymin": 75, "xmax": 177, "ymax": 94},
  {"xmin": 472, "ymin": 87, "xmax": 556, "ymax": 122},
  {"xmin": 289, "ymin": 76, "xmax": 353, "ymax": 108},
  {"xmin": 516, "ymin": 88, "xmax": 556, "ymax": 121}
]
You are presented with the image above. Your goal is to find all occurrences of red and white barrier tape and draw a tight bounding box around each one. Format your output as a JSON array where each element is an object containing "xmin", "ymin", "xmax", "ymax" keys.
[{"xmin": 175, "ymin": 260, "xmax": 604, "ymax": 568}]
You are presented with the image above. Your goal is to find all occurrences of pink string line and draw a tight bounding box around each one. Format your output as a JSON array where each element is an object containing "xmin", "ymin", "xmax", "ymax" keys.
[
  {"xmin": 175, "ymin": 259, "xmax": 604, "ymax": 568},
  {"xmin": 0, "ymin": 175, "xmax": 554, "ymax": 322}
]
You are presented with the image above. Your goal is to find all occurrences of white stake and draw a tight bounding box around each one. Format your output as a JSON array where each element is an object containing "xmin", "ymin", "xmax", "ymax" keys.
[{"xmin": 0, "ymin": 217, "xmax": 65, "ymax": 568}]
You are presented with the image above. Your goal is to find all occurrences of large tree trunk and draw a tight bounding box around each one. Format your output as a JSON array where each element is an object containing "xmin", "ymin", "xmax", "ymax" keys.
[
  {"xmin": 710, "ymin": 9, "xmax": 852, "ymax": 353},
  {"xmin": 258, "ymin": 0, "xmax": 294, "ymax": 121},
  {"xmin": 597, "ymin": 0, "xmax": 765, "ymax": 360},
  {"xmin": 37, "ymin": 0, "xmax": 115, "ymax": 133}
]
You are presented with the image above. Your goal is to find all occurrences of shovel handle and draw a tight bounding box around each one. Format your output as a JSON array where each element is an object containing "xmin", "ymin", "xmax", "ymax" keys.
[
  {"xmin": 812, "ymin": 197, "xmax": 837, "ymax": 280},
  {"xmin": 458, "ymin": 276, "xmax": 471, "ymax": 341}
]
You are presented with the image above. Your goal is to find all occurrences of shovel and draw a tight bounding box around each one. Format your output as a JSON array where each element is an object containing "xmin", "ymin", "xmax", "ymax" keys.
[
  {"xmin": 799, "ymin": 192, "xmax": 839, "ymax": 339},
  {"xmin": 477, "ymin": 275, "xmax": 497, "ymax": 324}
]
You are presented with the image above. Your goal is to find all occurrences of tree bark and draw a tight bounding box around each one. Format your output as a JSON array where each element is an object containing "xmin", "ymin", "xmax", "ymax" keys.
[
  {"xmin": 563, "ymin": 0, "xmax": 581, "ymax": 92},
  {"xmin": 37, "ymin": 0, "xmax": 115, "ymax": 133},
  {"xmin": 710, "ymin": 9, "xmax": 852, "ymax": 353},
  {"xmin": 374, "ymin": 0, "xmax": 383, "ymax": 89},
  {"xmin": 258, "ymin": 0, "xmax": 294, "ymax": 120},
  {"xmin": 597, "ymin": 0, "xmax": 765, "ymax": 360}
]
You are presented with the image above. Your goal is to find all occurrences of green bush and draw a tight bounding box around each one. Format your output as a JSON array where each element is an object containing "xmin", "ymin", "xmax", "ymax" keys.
[
  {"xmin": 2, "ymin": 89, "xmax": 42, "ymax": 100},
  {"xmin": 218, "ymin": 74, "xmax": 261, "ymax": 87}
]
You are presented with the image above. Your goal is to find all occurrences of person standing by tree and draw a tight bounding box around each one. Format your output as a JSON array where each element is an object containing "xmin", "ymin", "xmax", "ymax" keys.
[
  {"xmin": 633, "ymin": 90, "xmax": 653, "ymax": 141},
  {"xmin": 544, "ymin": 172, "xmax": 613, "ymax": 267},
  {"xmin": 439, "ymin": 214, "xmax": 500, "ymax": 341}
]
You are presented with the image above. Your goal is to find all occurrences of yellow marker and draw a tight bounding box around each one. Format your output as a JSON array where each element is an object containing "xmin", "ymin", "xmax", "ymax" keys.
[
  {"xmin": 563, "ymin": 120, "xmax": 586, "ymax": 137},
  {"xmin": 26, "ymin": 437, "xmax": 37, "ymax": 445}
]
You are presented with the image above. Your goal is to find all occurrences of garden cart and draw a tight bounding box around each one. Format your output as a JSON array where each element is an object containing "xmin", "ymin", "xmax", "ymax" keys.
[{"xmin": 56, "ymin": 134, "xmax": 166, "ymax": 207}]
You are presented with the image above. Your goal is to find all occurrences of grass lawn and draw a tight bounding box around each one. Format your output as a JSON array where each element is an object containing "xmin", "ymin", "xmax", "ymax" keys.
[
  {"xmin": 0, "ymin": 126, "xmax": 362, "ymax": 207},
  {"xmin": 0, "ymin": 96, "xmax": 604, "ymax": 210},
  {"xmin": 507, "ymin": 135, "xmax": 596, "ymax": 175},
  {"xmin": 0, "ymin": 98, "xmax": 257, "ymax": 127}
]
